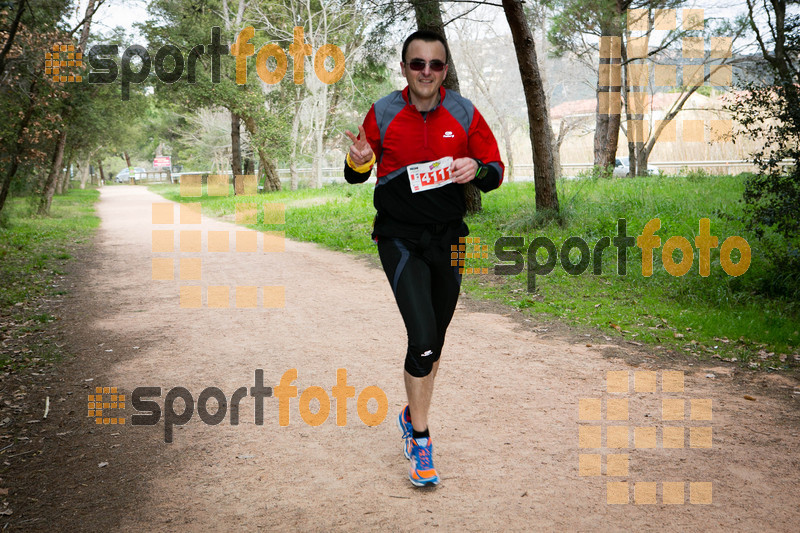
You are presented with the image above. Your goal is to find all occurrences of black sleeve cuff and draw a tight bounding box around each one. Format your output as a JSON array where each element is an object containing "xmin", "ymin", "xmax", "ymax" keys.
[
  {"xmin": 344, "ymin": 158, "xmax": 372, "ymax": 184},
  {"xmin": 472, "ymin": 162, "xmax": 502, "ymax": 192}
]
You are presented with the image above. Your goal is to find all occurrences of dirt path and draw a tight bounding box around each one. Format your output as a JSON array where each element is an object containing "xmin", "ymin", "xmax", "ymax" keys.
[{"xmin": 8, "ymin": 185, "xmax": 800, "ymax": 531}]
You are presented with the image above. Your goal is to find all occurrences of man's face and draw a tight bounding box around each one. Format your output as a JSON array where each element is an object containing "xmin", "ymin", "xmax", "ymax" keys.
[{"xmin": 401, "ymin": 39, "xmax": 448, "ymax": 104}]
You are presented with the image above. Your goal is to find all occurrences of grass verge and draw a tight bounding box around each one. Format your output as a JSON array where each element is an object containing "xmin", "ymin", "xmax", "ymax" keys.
[{"xmin": 0, "ymin": 188, "xmax": 100, "ymax": 371}]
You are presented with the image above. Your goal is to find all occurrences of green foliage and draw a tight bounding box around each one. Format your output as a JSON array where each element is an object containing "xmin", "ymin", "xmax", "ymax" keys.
[
  {"xmin": 727, "ymin": 7, "xmax": 800, "ymax": 300},
  {"xmin": 0, "ymin": 0, "xmax": 156, "ymax": 214},
  {"xmin": 0, "ymin": 0, "xmax": 73, "ymax": 200},
  {"xmin": 677, "ymin": 167, "xmax": 713, "ymax": 181},
  {"xmin": 575, "ymin": 165, "xmax": 617, "ymax": 180}
]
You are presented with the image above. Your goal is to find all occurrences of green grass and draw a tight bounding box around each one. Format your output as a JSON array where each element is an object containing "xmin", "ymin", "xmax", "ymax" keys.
[
  {"xmin": 461, "ymin": 175, "xmax": 798, "ymax": 369},
  {"xmin": 0, "ymin": 188, "xmax": 100, "ymax": 371},
  {"xmin": 149, "ymin": 182, "xmax": 378, "ymax": 253},
  {"xmin": 148, "ymin": 174, "xmax": 799, "ymax": 370}
]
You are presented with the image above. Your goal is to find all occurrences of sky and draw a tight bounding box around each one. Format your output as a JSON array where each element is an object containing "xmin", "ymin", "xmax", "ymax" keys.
[
  {"xmin": 71, "ymin": 0, "xmax": 149, "ymax": 40},
  {"xmin": 76, "ymin": 0, "xmax": 750, "ymax": 45}
]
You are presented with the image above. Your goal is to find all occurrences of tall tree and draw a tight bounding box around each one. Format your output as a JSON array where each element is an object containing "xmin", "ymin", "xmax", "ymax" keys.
[
  {"xmin": 548, "ymin": 0, "xmax": 746, "ymax": 177},
  {"xmin": 0, "ymin": 0, "xmax": 74, "ymax": 214},
  {"xmin": 624, "ymin": 10, "xmax": 746, "ymax": 176},
  {"xmin": 503, "ymin": 0, "xmax": 558, "ymax": 211},
  {"xmin": 38, "ymin": 0, "xmax": 100, "ymax": 215},
  {"xmin": 549, "ymin": 0, "xmax": 680, "ymax": 173},
  {"xmin": 221, "ymin": 0, "xmax": 247, "ymax": 183},
  {"xmin": 143, "ymin": 0, "xmax": 287, "ymax": 191}
]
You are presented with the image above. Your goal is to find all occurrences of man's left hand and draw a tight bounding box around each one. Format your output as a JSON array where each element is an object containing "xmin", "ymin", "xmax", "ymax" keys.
[{"xmin": 450, "ymin": 158, "xmax": 479, "ymax": 184}]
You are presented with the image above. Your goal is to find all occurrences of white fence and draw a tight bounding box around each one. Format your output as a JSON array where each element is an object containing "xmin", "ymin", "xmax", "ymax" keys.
[
  {"xmin": 165, "ymin": 159, "xmax": 794, "ymax": 186},
  {"xmin": 273, "ymin": 159, "xmax": 794, "ymax": 183},
  {"xmin": 554, "ymin": 159, "xmax": 795, "ymax": 179}
]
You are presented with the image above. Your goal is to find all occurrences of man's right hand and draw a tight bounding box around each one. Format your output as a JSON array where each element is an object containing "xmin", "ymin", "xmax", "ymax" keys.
[{"xmin": 344, "ymin": 125, "xmax": 374, "ymax": 166}]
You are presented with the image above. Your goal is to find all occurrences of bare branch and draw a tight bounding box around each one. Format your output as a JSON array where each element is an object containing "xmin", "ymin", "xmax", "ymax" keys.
[{"xmin": 68, "ymin": 0, "xmax": 109, "ymax": 37}]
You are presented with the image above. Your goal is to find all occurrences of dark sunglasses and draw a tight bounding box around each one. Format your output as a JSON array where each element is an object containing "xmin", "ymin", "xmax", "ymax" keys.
[{"xmin": 407, "ymin": 59, "xmax": 446, "ymax": 72}]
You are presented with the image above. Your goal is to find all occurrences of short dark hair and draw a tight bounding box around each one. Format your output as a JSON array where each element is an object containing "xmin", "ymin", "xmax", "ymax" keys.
[{"xmin": 401, "ymin": 30, "xmax": 450, "ymax": 64}]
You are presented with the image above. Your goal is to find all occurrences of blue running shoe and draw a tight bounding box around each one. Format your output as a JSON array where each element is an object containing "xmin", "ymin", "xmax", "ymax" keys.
[
  {"xmin": 397, "ymin": 405, "xmax": 413, "ymax": 459},
  {"xmin": 408, "ymin": 437, "xmax": 440, "ymax": 487}
]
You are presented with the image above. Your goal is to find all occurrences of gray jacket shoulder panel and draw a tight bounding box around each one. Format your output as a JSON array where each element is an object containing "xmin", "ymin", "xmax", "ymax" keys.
[
  {"xmin": 373, "ymin": 91, "xmax": 407, "ymax": 145},
  {"xmin": 441, "ymin": 90, "xmax": 475, "ymax": 135}
]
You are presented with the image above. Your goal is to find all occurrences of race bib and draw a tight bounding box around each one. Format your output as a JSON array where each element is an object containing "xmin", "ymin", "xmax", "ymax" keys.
[{"xmin": 407, "ymin": 157, "xmax": 453, "ymax": 193}]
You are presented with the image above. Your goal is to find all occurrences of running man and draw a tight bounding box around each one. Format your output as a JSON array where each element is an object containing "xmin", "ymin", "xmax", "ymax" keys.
[{"xmin": 344, "ymin": 30, "xmax": 504, "ymax": 486}]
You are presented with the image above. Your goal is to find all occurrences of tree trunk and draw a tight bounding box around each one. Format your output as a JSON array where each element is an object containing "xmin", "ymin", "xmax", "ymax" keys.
[
  {"xmin": 636, "ymin": 148, "xmax": 649, "ymax": 177},
  {"xmin": 537, "ymin": 8, "xmax": 562, "ymax": 181},
  {"xmin": 594, "ymin": 19, "xmax": 622, "ymax": 172},
  {"xmin": 289, "ymin": 158, "xmax": 298, "ymax": 190},
  {"xmin": 55, "ymin": 165, "xmax": 64, "ymax": 195},
  {"xmin": 310, "ymin": 83, "xmax": 329, "ymax": 189},
  {"xmin": 77, "ymin": 0, "xmax": 97, "ymax": 53},
  {"xmin": 38, "ymin": 127, "xmax": 68, "ymax": 215},
  {"xmin": 594, "ymin": 93, "xmax": 610, "ymax": 170},
  {"xmin": 80, "ymin": 158, "xmax": 92, "ymax": 189},
  {"xmin": 317, "ymin": 89, "xmax": 328, "ymax": 188},
  {"xmin": 57, "ymin": 153, "xmax": 72, "ymax": 194},
  {"xmin": 552, "ymin": 123, "xmax": 565, "ymax": 181},
  {"xmin": 231, "ymin": 111, "xmax": 242, "ymax": 191},
  {"xmin": 625, "ymin": 16, "xmax": 650, "ymax": 178},
  {"xmin": 0, "ymin": 0, "xmax": 26, "ymax": 78},
  {"xmin": 289, "ymin": 88, "xmax": 303, "ymax": 191},
  {"xmin": 621, "ymin": 42, "xmax": 636, "ymax": 178},
  {"xmin": 63, "ymin": 153, "xmax": 73, "ymax": 192},
  {"xmin": 410, "ymin": 0, "xmax": 482, "ymax": 213},
  {"xmin": 97, "ymin": 159, "xmax": 105, "ymax": 184},
  {"xmin": 243, "ymin": 117, "xmax": 281, "ymax": 192},
  {"xmin": 123, "ymin": 151, "xmax": 133, "ymax": 182},
  {"xmin": 502, "ymin": 0, "xmax": 559, "ymax": 211},
  {"xmin": 605, "ymin": 105, "xmax": 621, "ymax": 172},
  {"xmin": 0, "ymin": 82, "xmax": 36, "ymax": 215},
  {"xmin": 259, "ymin": 151, "xmax": 281, "ymax": 191},
  {"xmin": 501, "ymin": 122, "xmax": 514, "ymax": 182},
  {"xmin": 32, "ymin": 0, "xmax": 95, "ymax": 214},
  {"xmin": 62, "ymin": 164, "xmax": 71, "ymax": 192}
]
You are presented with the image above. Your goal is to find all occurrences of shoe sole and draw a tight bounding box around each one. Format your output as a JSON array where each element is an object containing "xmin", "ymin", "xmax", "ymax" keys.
[{"xmin": 409, "ymin": 474, "xmax": 440, "ymax": 487}]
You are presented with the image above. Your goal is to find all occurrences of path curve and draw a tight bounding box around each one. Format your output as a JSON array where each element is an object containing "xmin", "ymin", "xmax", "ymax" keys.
[{"xmin": 48, "ymin": 186, "xmax": 800, "ymax": 531}]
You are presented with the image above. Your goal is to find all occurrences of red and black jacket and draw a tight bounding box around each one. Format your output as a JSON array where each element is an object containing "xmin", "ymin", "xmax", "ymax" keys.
[{"xmin": 344, "ymin": 86, "xmax": 504, "ymax": 238}]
